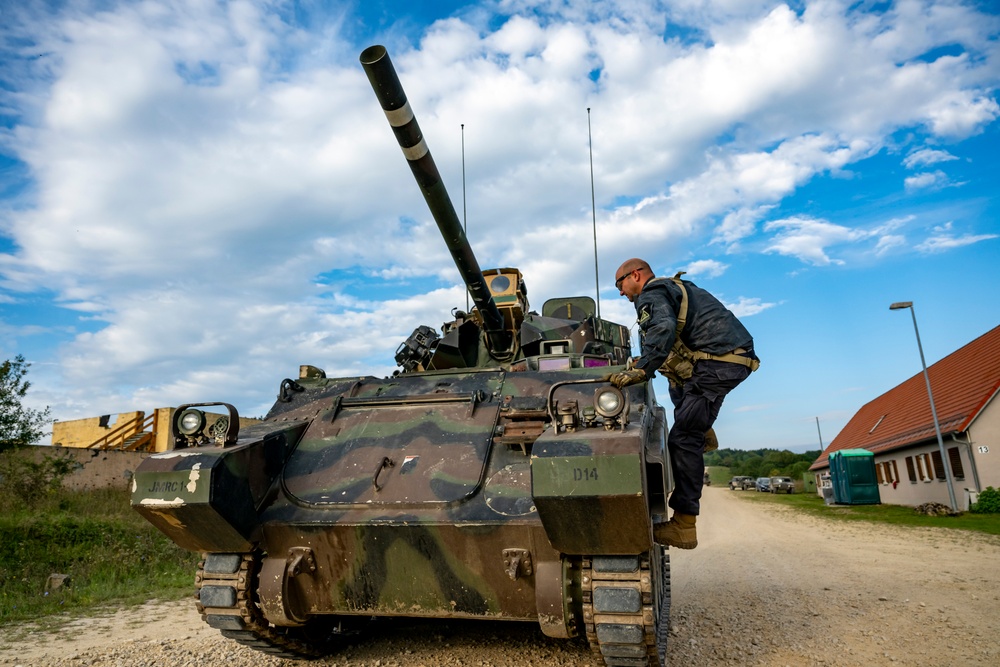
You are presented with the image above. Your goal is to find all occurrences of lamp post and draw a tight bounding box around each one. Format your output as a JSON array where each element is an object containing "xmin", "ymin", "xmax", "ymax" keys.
[{"xmin": 889, "ymin": 301, "xmax": 958, "ymax": 511}]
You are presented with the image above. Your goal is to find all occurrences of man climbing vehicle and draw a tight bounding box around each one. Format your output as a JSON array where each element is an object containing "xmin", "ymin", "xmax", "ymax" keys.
[{"xmin": 611, "ymin": 258, "xmax": 759, "ymax": 549}]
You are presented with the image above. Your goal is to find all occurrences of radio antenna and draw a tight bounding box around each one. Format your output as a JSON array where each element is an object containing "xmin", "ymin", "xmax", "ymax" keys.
[
  {"xmin": 462, "ymin": 123, "xmax": 469, "ymax": 312},
  {"xmin": 588, "ymin": 108, "xmax": 601, "ymax": 318}
]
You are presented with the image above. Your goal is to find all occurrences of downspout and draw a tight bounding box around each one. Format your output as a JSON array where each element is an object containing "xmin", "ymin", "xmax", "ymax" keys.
[{"xmin": 953, "ymin": 432, "xmax": 981, "ymax": 493}]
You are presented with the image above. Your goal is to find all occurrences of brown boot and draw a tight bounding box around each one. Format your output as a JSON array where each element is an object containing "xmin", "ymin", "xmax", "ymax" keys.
[
  {"xmin": 653, "ymin": 513, "xmax": 698, "ymax": 549},
  {"xmin": 704, "ymin": 428, "xmax": 719, "ymax": 452}
]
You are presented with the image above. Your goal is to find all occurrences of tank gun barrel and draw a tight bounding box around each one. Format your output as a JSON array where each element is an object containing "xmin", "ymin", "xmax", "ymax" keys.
[{"xmin": 360, "ymin": 45, "xmax": 507, "ymax": 344}]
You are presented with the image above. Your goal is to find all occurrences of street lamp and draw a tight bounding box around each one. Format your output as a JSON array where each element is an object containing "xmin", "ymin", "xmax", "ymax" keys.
[{"xmin": 889, "ymin": 301, "xmax": 958, "ymax": 511}]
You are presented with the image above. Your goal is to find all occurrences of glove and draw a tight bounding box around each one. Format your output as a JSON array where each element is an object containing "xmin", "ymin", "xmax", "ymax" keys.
[{"xmin": 610, "ymin": 368, "xmax": 647, "ymax": 389}]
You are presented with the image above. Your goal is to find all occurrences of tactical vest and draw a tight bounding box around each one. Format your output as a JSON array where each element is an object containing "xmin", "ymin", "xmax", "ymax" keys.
[{"xmin": 658, "ymin": 272, "xmax": 761, "ymax": 384}]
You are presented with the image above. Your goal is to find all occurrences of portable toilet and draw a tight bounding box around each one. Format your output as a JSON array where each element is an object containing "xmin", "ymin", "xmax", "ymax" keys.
[
  {"xmin": 801, "ymin": 473, "xmax": 817, "ymax": 494},
  {"xmin": 828, "ymin": 449, "xmax": 880, "ymax": 505}
]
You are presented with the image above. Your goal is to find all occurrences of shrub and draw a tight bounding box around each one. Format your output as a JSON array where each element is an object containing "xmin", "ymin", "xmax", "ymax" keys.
[
  {"xmin": 0, "ymin": 448, "xmax": 77, "ymax": 508},
  {"xmin": 970, "ymin": 486, "xmax": 1000, "ymax": 514}
]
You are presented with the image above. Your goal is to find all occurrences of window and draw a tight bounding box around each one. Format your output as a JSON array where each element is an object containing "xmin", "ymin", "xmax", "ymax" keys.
[
  {"xmin": 905, "ymin": 456, "xmax": 916, "ymax": 482},
  {"xmin": 931, "ymin": 451, "xmax": 946, "ymax": 480},
  {"xmin": 915, "ymin": 453, "xmax": 934, "ymax": 482},
  {"xmin": 876, "ymin": 461, "xmax": 898, "ymax": 485},
  {"xmin": 947, "ymin": 447, "xmax": 965, "ymax": 479}
]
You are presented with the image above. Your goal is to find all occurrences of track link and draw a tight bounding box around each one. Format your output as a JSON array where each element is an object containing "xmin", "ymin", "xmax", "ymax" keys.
[
  {"xmin": 194, "ymin": 552, "xmax": 332, "ymax": 659},
  {"xmin": 582, "ymin": 547, "xmax": 670, "ymax": 667}
]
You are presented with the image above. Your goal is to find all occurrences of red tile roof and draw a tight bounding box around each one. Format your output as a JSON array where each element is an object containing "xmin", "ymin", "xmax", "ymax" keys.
[{"xmin": 811, "ymin": 324, "xmax": 1000, "ymax": 470}]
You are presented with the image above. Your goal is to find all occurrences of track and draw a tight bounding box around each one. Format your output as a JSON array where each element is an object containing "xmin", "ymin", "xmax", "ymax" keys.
[
  {"xmin": 582, "ymin": 546, "xmax": 671, "ymax": 667},
  {"xmin": 195, "ymin": 549, "xmax": 670, "ymax": 665},
  {"xmin": 194, "ymin": 552, "xmax": 338, "ymax": 659}
]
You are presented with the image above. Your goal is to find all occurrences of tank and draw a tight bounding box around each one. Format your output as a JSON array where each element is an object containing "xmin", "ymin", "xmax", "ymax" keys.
[{"xmin": 130, "ymin": 44, "xmax": 673, "ymax": 667}]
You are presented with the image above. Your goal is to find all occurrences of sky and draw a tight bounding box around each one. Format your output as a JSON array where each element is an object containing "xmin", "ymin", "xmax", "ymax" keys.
[{"xmin": 1, "ymin": 0, "xmax": 998, "ymax": 453}]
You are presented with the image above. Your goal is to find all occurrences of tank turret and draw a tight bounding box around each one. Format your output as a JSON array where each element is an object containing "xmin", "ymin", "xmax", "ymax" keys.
[{"xmin": 361, "ymin": 45, "xmax": 632, "ymax": 372}]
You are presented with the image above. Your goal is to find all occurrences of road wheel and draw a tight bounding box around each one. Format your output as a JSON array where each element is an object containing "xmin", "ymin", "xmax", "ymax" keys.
[{"xmin": 196, "ymin": 552, "xmax": 359, "ymax": 659}]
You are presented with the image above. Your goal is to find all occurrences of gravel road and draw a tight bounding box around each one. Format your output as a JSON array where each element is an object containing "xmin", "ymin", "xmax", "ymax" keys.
[{"xmin": 3, "ymin": 486, "xmax": 998, "ymax": 666}]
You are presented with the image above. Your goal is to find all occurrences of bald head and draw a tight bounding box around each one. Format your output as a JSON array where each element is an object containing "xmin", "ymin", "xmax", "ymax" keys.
[
  {"xmin": 615, "ymin": 258, "xmax": 654, "ymax": 302},
  {"xmin": 616, "ymin": 258, "xmax": 651, "ymax": 277}
]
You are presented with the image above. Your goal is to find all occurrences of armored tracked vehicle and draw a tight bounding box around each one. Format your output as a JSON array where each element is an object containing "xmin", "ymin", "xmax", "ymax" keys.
[{"xmin": 131, "ymin": 45, "xmax": 673, "ymax": 666}]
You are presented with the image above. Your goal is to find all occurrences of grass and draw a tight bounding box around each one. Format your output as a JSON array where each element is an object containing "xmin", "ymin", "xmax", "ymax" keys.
[
  {"xmin": 705, "ymin": 466, "xmax": 732, "ymax": 488},
  {"xmin": 731, "ymin": 484, "xmax": 1000, "ymax": 535},
  {"xmin": 0, "ymin": 486, "xmax": 199, "ymax": 627}
]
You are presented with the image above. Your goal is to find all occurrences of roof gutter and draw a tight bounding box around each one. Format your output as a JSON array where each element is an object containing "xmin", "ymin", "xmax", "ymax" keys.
[{"xmin": 952, "ymin": 432, "xmax": 982, "ymax": 493}]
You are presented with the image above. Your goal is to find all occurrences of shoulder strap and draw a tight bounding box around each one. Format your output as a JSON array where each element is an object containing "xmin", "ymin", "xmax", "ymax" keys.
[{"xmin": 669, "ymin": 271, "xmax": 688, "ymax": 335}]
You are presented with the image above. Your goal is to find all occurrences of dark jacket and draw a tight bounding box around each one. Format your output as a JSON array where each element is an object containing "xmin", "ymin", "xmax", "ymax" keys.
[{"xmin": 634, "ymin": 276, "xmax": 753, "ymax": 379}]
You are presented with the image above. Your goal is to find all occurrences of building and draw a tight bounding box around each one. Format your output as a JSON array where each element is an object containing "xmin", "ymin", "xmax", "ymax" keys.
[
  {"xmin": 38, "ymin": 407, "xmax": 261, "ymax": 491},
  {"xmin": 51, "ymin": 408, "xmax": 176, "ymax": 452},
  {"xmin": 810, "ymin": 325, "xmax": 1000, "ymax": 510},
  {"xmin": 51, "ymin": 408, "xmax": 259, "ymax": 452}
]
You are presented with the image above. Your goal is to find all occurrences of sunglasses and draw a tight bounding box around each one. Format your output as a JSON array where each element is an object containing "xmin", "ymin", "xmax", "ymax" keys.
[{"xmin": 615, "ymin": 271, "xmax": 633, "ymax": 290}]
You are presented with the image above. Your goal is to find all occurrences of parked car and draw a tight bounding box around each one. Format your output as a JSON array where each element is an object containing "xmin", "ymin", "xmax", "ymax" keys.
[
  {"xmin": 755, "ymin": 477, "xmax": 772, "ymax": 492},
  {"xmin": 729, "ymin": 476, "xmax": 754, "ymax": 490},
  {"xmin": 770, "ymin": 476, "xmax": 795, "ymax": 494}
]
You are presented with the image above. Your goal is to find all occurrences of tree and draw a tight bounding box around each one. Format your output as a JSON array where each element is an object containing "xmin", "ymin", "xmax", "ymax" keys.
[{"xmin": 0, "ymin": 355, "xmax": 52, "ymax": 446}]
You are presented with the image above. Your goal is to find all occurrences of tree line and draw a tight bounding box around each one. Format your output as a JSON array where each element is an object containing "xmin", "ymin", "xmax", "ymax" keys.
[{"xmin": 705, "ymin": 447, "xmax": 822, "ymax": 480}]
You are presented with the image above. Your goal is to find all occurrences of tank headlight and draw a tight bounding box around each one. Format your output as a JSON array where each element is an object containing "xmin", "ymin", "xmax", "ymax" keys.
[
  {"xmin": 177, "ymin": 409, "xmax": 206, "ymax": 436},
  {"xmin": 594, "ymin": 386, "xmax": 625, "ymax": 418}
]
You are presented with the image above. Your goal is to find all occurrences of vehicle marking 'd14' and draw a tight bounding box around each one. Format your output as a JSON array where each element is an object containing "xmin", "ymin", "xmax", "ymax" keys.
[{"xmin": 532, "ymin": 454, "xmax": 641, "ymax": 496}]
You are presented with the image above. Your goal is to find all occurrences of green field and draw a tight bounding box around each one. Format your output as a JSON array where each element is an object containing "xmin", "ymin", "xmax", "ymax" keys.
[{"xmin": 0, "ymin": 486, "xmax": 199, "ymax": 626}]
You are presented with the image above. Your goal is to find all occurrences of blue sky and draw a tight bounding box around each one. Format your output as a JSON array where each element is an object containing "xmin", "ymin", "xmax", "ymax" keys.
[{"xmin": 1, "ymin": 0, "xmax": 998, "ymax": 452}]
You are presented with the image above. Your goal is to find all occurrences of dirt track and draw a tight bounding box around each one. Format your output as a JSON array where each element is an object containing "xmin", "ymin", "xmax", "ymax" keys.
[{"xmin": 2, "ymin": 486, "xmax": 998, "ymax": 666}]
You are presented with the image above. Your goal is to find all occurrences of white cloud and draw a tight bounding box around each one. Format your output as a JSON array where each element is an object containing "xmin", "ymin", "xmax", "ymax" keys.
[
  {"xmin": 713, "ymin": 205, "xmax": 775, "ymax": 248},
  {"xmin": 924, "ymin": 92, "xmax": 1000, "ymax": 139},
  {"xmin": 904, "ymin": 170, "xmax": 948, "ymax": 191},
  {"xmin": 874, "ymin": 235, "xmax": 907, "ymax": 256},
  {"xmin": 683, "ymin": 259, "xmax": 728, "ymax": 278},
  {"xmin": 915, "ymin": 222, "xmax": 998, "ymax": 253},
  {"xmin": 724, "ymin": 296, "xmax": 777, "ymax": 318},
  {"xmin": 763, "ymin": 216, "xmax": 875, "ymax": 266},
  {"xmin": 903, "ymin": 148, "xmax": 958, "ymax": 169}
]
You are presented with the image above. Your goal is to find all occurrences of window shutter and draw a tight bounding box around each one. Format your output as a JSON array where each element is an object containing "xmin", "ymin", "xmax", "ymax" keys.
[
  {"xmin": 947, "ymin": 447, "xmax": 965, "ymax": 479},
  {"xmin": 876, "ymin": 464, "xmax": 884, "ymax": 484},
  {"xmin": 905, "ymin": 456, "xmax": 916, "ymax": 482},
  {"xmin": 931, "ymin": 450, "xmax": 946, "ymax": 480},
  {"xmin": 892, "ymin": 459, "xmax": 899, "ymax": 483}
]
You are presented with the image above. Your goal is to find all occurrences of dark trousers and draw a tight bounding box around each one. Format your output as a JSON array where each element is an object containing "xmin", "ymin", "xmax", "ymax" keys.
[{"xmin": 667, "ymin": 355, "xmax": 754, "ymax": 516}]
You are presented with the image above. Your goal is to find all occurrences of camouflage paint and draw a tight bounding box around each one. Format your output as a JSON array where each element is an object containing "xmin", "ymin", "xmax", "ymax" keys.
[{"xmin": 134, "ymin": 361, "xmax": 665, "ymax": 615}]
